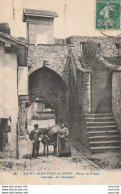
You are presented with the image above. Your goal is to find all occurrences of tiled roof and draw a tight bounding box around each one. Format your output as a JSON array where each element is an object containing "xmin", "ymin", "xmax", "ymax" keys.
[
  {"xmin": 23, "ymin": 9, "xmax": 58, "ymax": 20},
  {"xmin": 0, "ymin": 32, "xmax": 26, "ymax": 46}
]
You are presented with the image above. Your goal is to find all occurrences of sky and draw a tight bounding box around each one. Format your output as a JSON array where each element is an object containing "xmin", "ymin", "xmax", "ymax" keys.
[{"xmin": 0, "ymin": 0, "xmax": 121, "ymax": 38}]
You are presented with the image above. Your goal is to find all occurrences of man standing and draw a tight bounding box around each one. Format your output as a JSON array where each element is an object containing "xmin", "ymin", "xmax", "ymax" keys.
[{"xmin": 29, "ymin": 124, "xmax": 43, "ymax": 159}]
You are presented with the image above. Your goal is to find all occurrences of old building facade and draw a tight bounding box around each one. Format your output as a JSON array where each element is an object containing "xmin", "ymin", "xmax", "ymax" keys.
[
  {"xmin": 0, "ymin": 9, "xmax": 121, "ymax": 157},
  {"xmin": 0, "ymin": 24, "xmax": 27, "ymax": 158}
]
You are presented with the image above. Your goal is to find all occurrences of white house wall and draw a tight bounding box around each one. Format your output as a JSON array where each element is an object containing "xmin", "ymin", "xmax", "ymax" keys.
[{"xmin": 0, "ymin": 42, "xmax": 18, "ymax": 157}]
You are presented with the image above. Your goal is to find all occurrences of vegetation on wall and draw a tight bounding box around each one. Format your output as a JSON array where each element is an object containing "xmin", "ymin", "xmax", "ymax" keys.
[{"xmin": 83, "ymin": 41, "xmax": 102, "ymax": 59}]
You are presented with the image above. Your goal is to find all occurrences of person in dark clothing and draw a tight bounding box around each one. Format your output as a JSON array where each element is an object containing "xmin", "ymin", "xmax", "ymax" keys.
[{"xmin": 29, "ymin": 124, "xmax": 43, "ymax": 159}]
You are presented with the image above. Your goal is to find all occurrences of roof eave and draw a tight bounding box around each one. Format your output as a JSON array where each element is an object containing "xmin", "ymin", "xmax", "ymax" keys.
[
  {"xmin": 0, "ymin": 33, "xmax": 26, "ymax": 46},
  {"xmin": 23, "ymin": 9, "xmax": 58, "ymax": 22},
  {"xmin": 25, "ymin": 13, "xmax": 58, "ymax": 18}
]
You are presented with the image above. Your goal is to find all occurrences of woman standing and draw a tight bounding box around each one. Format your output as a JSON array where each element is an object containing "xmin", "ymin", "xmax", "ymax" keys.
[{"xmin": 58, "ymin": 123, "xmax": 71, "ymax": 157}]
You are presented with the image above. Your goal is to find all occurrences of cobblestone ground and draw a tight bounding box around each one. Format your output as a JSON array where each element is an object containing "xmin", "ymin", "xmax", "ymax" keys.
[
  {"xmin": 0, "ymin": 119, "xmax": 121, "ymax": 171},
  {"xmin": 0, "ymin": 146, "xmax": 99, "ymax": 172},
  {"xmin": 86, "ymin": 151, "xmax": 121, "ymax": 169},
  {"xmin": 0, "ymin": 136, "xmax": 99, "ymax": 172}
]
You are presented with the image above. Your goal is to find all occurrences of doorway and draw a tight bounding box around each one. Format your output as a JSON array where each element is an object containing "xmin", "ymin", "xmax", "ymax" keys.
[{"xmin": 91, "ymin": 72, "xmax": 112, "ymax": 113}]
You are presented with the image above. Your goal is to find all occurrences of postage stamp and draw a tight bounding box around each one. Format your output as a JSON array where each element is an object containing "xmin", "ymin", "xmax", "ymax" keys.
[{"xmin": 96, "ymin": 0, "xmax": 120, "ymax": 29}]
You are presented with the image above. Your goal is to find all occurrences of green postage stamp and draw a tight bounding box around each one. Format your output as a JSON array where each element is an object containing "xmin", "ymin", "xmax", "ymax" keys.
[{"xmin": 96, "ymin": 0, "xmax": 120, "ymax": 29}]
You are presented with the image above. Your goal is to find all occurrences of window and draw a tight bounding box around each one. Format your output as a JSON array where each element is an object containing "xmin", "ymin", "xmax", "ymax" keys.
[
  {"xmin": 80, "ymin": 42, "xmax": 85, "ymax": 51},
  {"xmin": 115, "ymin": 43, "xmax": 120, "ymax": 49},
  {"xmin": 36, "ymin": 34, "xmax": 48, "ymax": 45},
  {"xmin": 97, "ymin": 43, "xmax": 101, "ymax": 48},
  {"xmin": 4, "ymin": 43, "xmax": 11, "ymax": 53}
]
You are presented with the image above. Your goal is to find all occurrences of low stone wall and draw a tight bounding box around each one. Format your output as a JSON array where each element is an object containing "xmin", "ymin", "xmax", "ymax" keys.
[
  {"xmin": 77, "ymin": 70, "xmax": 90, "ymax": 150},
  {"xmin": 83, "ymin": 73, "xmax": 91, "ymax": 113},
  {"xmin": 112, "ymin": 72, "xmax": 121, "ymax": 134}
]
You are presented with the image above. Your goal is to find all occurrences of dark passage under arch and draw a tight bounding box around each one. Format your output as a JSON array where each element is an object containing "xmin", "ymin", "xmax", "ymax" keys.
[{"xmin": 29, "ymin": 67, "xmax": 67, "ymax": 123}]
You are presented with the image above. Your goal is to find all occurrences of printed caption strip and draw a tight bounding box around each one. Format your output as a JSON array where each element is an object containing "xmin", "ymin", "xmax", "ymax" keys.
[
  {"xmin": 0, "ymin": 185, "xmax": 120, "ymax": 194},
  {"xmin": 96, "ymin": 0, "xmax": 120, "ymax": 29}
]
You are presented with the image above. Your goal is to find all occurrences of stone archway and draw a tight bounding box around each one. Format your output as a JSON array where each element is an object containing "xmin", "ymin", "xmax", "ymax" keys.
[{"xmin": 29, "ymin": 66, "xmax": 68, "ymax": 124}]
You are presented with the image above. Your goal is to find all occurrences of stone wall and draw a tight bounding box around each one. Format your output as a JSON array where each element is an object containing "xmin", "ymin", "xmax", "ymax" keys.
[
  {"xmin": 27, "ymin": 43, "xmax": 97, "ymax": 149},
  {"xmin": 18, "ymin": 96, "xmax": 29, "ymax": 136},
  {"xmin": 66, "ymin": 36, "xmax": 121, "ymax": 59},
  {"xmin": 69, "ymin": 49, "xmax": 90, "ymax": 149},
  {"xmin": 27, "ymin": 44, "xmax": 89, "ymax": 149},
  {"xmin": 28, "ymin": 44, "xmax": 73, "ymax": 130},
  {"xmin": 112, "ymin": 72, "xmax": 121, "ymax": 134},
  {"xmin": 28, "ymin": 44, "xmax": 69, "ymax": 84},
  {"xmin": 67, "ymin": 52, "xmax": 79, "ymax": 138}
]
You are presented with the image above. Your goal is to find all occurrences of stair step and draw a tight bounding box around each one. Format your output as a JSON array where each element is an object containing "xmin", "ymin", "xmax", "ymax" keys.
[
  {"xmin": 85, "ymin": 113, "xmax": 113, "ymax": 118},
  {"xmin": 87, "ymin": 126, "xmax": 117, "ymax": 131},
  {"xmin": 90, "ymin": 140, "xmax": 121, "ymax": 147},
  {"xmin": 90, "ymin": 140, "xmax": 121, "ymax": 144},
  {"xmin": 91, "ymin": 146, "xmax": 121, "ymax": 149},
  {"xmin": 86, "ymin": 117, "xmax": 115, "ymax": 122},
  {"xmin": 90, "ymin": 146, "xmax": 121, "ymax": 153},
  {"xmin": 87, "ymin": 130, "xmax": 119, "ymax": 136},
  {"xmin": 87, "ymin": 130, "xmax": 119, "ymax": 134},
  {"xmin": 85, "ymin": 113, "xmax": 121, "ymax": 153},
  {"xmin": 89, "ymin": 135, "xmax": 119, "ymax": 139},
  {"xmin": 89, "ymin": 135, "xmax": 121, "ymax": 141},
  {"xmin": 87, "ymin": 121, "xmax": 116, "ymax": 126}
]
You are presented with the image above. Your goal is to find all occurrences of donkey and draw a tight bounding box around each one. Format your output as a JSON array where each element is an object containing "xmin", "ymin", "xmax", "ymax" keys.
[{"xmin": 41, "ymin": 125, "xmax": 61, "ymax": 156}]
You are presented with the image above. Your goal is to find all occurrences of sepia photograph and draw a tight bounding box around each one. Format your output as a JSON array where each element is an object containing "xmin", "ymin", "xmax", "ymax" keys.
[{"xmin": 0, "ymin": 0, "xmax": 121, "ymax": 185}]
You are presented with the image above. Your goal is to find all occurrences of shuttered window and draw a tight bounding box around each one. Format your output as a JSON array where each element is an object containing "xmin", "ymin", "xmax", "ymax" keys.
[{"xmin": 36, "ymin": 34, "xmax": 48, "ymax": 45}]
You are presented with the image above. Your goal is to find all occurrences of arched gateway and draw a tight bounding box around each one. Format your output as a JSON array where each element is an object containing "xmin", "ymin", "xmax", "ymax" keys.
[{"xmin": 29, "ymin": 66, "xmax": 67, "ymax": 124}]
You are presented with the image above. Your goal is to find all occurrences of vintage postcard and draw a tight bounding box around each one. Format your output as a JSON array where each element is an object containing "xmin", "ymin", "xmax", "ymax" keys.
[{"xmin": 0, "ymin": 0, "xmax": 121, "ymax": 185}]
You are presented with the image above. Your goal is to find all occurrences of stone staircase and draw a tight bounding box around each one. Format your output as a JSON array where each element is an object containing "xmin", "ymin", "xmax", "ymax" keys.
[{"xmin": 85, "ymin": 113, "xmax": 121, "ymax": 153}]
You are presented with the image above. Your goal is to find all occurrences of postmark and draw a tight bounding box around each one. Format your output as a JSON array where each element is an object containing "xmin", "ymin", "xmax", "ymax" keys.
[{"xmin": 96, "ymin": 0, "xmax": 120, "ymax": 29}]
